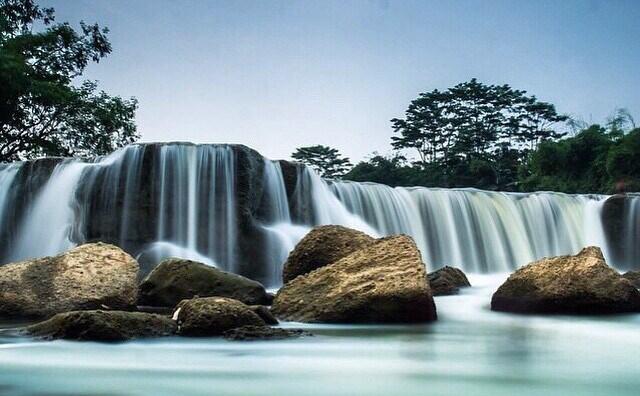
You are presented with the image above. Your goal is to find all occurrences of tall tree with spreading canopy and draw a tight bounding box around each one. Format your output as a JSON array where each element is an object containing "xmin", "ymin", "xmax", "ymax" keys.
[
  {"xmin": 0, "ymin": 0, "xmax": 138, "ymax": 162},
  {"xmin": 291, "ymin": 145, "xmax": 352, "ymax": 179},
  {"xmin": 389, "ymin": 79, "xmax": 567, "ymax": 188}
]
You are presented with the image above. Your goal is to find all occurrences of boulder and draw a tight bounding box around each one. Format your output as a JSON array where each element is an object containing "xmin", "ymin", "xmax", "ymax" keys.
[
  {"xmin": 0, "ymin": 243, "xmax": 138, "ymax": 319},
  {"xmin": 26, "ymin": 310, "xmax": 177, "ymax": 341},
  {"xmin": 175, "ymin": 297, "xmax": 266, "ymax": 336},
  {"xmin": 249, "ymin": 305, "xmax": 278, "ymax": 325},
  {"xmin": 272, "ymin": 235, "xmax": 437, "ymax": 323},
  {"xmin": 491, "ymin": 247, "xmax": 640, "ymax": 314},
  {"xmin": 282, "ymin": 225, "xmax": 375, "ymax": 283},
  {"xmin": 138, "ymin": 258, "xmax": 271, "ymax": 307},
  {"xmin": 223, "ymin": 325, "xmax": 311, "ymax": 341},
  {"xmin": 428, "ymin": 266, "xmax": 471, "ymax": 296},
  {"xmin": 623, "ymin": 271, "xmax": 640, "ymax": 289}
]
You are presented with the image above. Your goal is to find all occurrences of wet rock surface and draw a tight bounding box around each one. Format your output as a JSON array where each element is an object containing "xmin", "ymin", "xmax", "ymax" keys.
[
  {"xmin": 273, "ymin": 234, "xmax": 437, "ymax": 323},
  {"xmin": 491, "ymin": 247, "xmax": 640, "ymax": 314},
  {"xmin": 138, "ymin": 258, "xmax": 271, "ymax": 307},
  {"xmin": 26, "ymin": 310, "xmax": 176, "ymax": 341},
  {"xmin": 175, "ymin": 297, "xmax": 266, "ymax": 337},
  {"xmin": 623, "ymin": 271, "xmax": 640, "ymax": 288},
  {"xmin": 222, "ymin": 325, "xmax": 311, "ymax": 341},
  {"xmin": 282, "ymin": 225, "xmax": 375, "ymax": 283},
  {"xmin": 428, "ymin": 266, "xmax": 471, "ymax": 296},
  {"xmin": 0, "ymin": 243, "xmax": 138, "ymax": 319}
]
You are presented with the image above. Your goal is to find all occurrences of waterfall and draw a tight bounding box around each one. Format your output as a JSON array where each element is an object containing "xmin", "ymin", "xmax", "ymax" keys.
[
  {"xmin": 330, "ymin": 181, "xmax": 609, "ymax": 272},
  {"xmin": 260, "ymin": 160, "xmax": 309, "ymax": 286},
  {"xmin": 0, "ymin": 143, "xmax": 637, "ymax": 284}
]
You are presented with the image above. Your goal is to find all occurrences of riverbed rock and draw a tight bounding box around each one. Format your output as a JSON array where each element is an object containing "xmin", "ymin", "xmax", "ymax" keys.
[
  {"xmin": 0, "ymin": 243, "xmax": 138, "ymax": 319},
  {"xmin": 26, "ymin": 310, "xmax": 177, "ymax": 341},
  {"xmin": 175, "ymin": 297, "xmax": 266, "ymax": 336},
  {"xmin": 222, "ymin": 325, "xmax": 311, "ymax": 341},
  {"xmin": 282, "ymin": 225, "xmax": 375, "ymax": 283},
  {"xmin": 138, "ymin": 258, "xmax": 271, "ymax": 307},
  {"xmin": 428, "ymin": 266, "xmax": 471, "ymax": 296},
  {"xmin": 491, "ymin": 246, "xmax": 640, "ymax": 314},
  {"xmin": 623, "ymin": 271, "xmax": 640, "ymax": 289},
  {"xmin": 249, "ymin": 305, "xmax": 278, "ymax": 325},
  {"xmin": 272, "ymin": 235, "xmax": 437, "ymax": 323}
]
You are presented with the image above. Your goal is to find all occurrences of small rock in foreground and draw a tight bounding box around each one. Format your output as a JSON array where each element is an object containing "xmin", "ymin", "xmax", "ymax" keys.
[
  {"xmin": 175, "ymin": 297, "xmax": 266, "ymax": 337},
  {"xmin": 428, "ymin": 266, "xmax": 471, "ymax": 296},
  {"xmin": 26, "ymin": 310, "xmax": 177, "ymax": 341},
  {"xmin": 223, "ymin": 325, "xmax": 312, "ymax": 341}
]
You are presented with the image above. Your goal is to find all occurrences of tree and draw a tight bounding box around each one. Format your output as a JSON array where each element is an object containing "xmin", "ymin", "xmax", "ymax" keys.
[
  {"xmin": 390, "ymin": 79, "xmax": 567, "ymax": 188},
  {"xmin": 291, "ymin": 145, "xmax": 352, "ymax": 179},
  {"xmin": 0, "ymin": 0, "xmax": 138, "ymax": 162}
]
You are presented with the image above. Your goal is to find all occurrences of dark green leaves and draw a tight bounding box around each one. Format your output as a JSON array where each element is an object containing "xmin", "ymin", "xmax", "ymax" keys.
[
  {"xmin": 291, "ymin": 145, "xmax": 352, "ymax": 179},
  {"xmin": 0, "ymin": 0, "xmax": 137, "ymax": 162}
]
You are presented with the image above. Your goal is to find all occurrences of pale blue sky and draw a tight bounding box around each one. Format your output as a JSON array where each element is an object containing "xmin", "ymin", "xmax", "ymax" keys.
[{"xmin": 44, "ymin": 0, "xmax": 640, "ymax": 161}]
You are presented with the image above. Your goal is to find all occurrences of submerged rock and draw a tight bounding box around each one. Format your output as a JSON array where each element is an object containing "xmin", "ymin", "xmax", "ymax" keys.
[
  {"xmin": 175, "ymin": 297, "xmax": 266, "ymax": 336},
  {"xmin": 272, "ymin": 235, "xmax": 437, "ymax": 323},
  {"xmin": 249, "ymin": 305, "xmax": 278, "ymax": 325},
  {"xmin": 428, "ymin": 266, "xmax": 471, "ymax": 296},
  {"xmin": 623, "ymin": 271, "xmax": 640, "ymax": 289},
  {"xmin": 138, "ymin": 258, "xmax": 271, "ymax": 307},
  {"xmin": 0, "ymin": 243, "xmax": 138, "ymax": 319},
  {"xmin": 222, "ymin": 325, "xmax": 311, "ymax": 341},
  {"xmin": 282, "ymin": 225, "xmax": 375, "ymax": 283},
  {"xmin": 26, "ymin": 310, "xmax": 176, "ymax": 341},
  {"xmin": 491, "ymin": 247, "xmax": 640, "ymax": 314}
]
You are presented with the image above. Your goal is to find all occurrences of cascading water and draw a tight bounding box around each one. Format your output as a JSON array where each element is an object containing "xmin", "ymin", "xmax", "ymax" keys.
[
  {"xmin": 330, "ymin": 181, "xmax": 609, "ymax": 272},
  {"xmin": 0, "ymin": 164, "xmax": 21, "ymax": 229},
  {"xmin": 0, "ymin": 143, "xmax": 637, "ymax": 285}
]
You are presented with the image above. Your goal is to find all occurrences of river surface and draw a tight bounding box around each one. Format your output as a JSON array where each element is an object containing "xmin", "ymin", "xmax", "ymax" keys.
[{"xmin": 1, "ymin": 274, "xmax": 639, "ymax": 396}]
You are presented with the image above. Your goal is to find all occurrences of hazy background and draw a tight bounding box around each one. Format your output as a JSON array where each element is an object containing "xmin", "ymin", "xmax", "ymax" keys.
[{"xmin": 43, "ymin": 0, "xmax": 640, "ymax": 162}]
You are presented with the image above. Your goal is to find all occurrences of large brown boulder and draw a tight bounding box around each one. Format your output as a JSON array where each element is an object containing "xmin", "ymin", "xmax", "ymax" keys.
[
  {"xmin": 282, "ymin": 225, "xmax": 375, "ymax": 283},
  {"xmin": 0, "ymin": 243, "xmax": 138, "ymax": 319},
  {"xmin": 428, "ymin": 266, "xmax": 471, "ymax": 296},
  {"xmin": 26, "ymin": 310, "xmax": 177, "ymax": 341},
  {"xmin": 491, "ymin": 247, "xmax": 640, "ymax": 314},
  {"xmin": 623, "ymin": 271, "xmax": 640, "ymax": 289},
  {"xmin": 272, "ymin": 235, "xmax": 437, "ymax": 323},
  {"xmin": 138, "ymin": 258, "xmax": 271, "ymax": 307},
  {"xmin": 175, "ymin": 297, "xmax": 266, "ymax": 337}
]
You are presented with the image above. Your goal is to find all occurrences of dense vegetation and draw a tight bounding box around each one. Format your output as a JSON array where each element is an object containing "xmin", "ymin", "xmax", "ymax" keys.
[
  {"xmin": 291, "ymin": 145, "xmax": 352, "ymax": 179},
  {"xmin": 0, "ymin": 0, "xmax": 138, "ymax": 162},
  {"xmin": 294, "ymin": 81, "xmax": 638, "ymax": 194}
]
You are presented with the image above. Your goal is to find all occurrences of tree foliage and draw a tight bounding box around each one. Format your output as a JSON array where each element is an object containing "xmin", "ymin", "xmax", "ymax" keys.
[
  {"xmin": 0, "ymin": 0, "xmax": 138, "ymax": 162},
  {"xmin": 346, "ymin": 80, "xmax": 638, "ymax": 193},
  {"xmin": 291, "ymin": 145, "xmax": 352, "ymax": 179},
  {"xmin": 387, "ymin": 79, "xmax": 567, "ymax": 189}
]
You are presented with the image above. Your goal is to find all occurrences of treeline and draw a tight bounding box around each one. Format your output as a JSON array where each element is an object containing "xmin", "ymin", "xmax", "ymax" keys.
[{"xmin": 293, "ymin": 80, "xmax": 638, "ymax": 194}]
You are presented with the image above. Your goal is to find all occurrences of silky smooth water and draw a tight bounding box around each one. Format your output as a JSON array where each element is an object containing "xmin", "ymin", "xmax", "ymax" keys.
[{"xmin": 1, "ymin": 275, "xmax": 639, "ymax": 396}]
